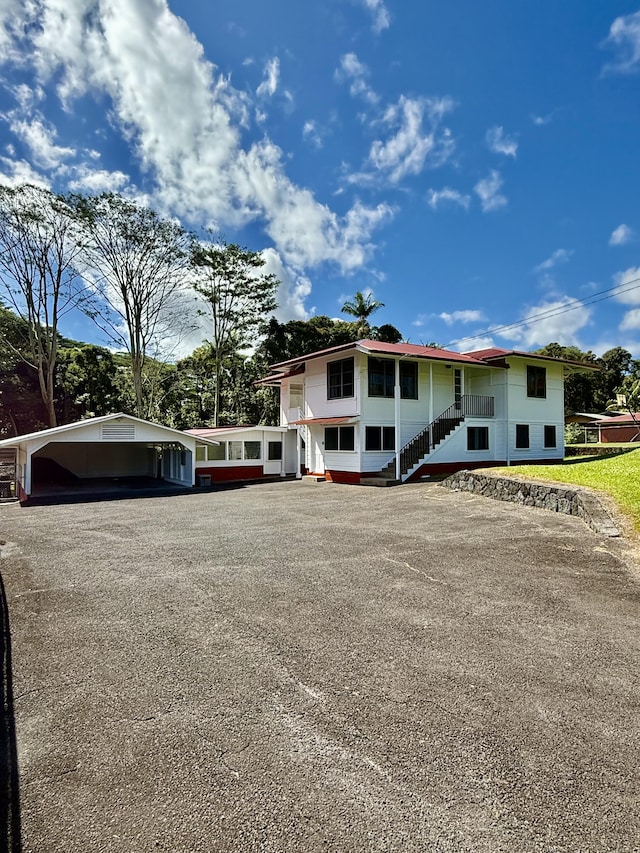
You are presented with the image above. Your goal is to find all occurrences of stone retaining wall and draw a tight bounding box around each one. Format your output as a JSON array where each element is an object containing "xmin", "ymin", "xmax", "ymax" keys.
[{"xmin": 441, "ymin": 471, "xmax": 619, "ymax": 537}]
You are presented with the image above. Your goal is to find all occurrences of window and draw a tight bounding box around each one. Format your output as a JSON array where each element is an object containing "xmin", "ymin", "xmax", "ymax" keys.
[
  {"xmin": 454, "ymin": 368, "xmax": 462, "ymax": 406},
  {"xmin": 368, "ymin": 357, "xmax": 394, "ymax": 397},
  {"xmin": 467, "ymin": 426, "xmax": 489, "ymax": 451},
  {"xmin": 327, "ymin": 358, "xmax": 354, "ymax": 399},
  {"xmin": 515, "ymin": 424, "xmax": 530, "ymax": 449},
  {"xmin": 544, "ymin": 425, "xmax": 557, "ymax": 448},
  {"xmin": 365, "ymin": 426, "xmax": 395, "ymax": 451},
  {"xmin": 400, "ymin": 362, "xmax": 418, "ymax": 399},
  {"xmin": 229, "ymin": 441, "xmax": 243, "ymax": 460},
  {"xmin": 325, "ymin": 425, "xmax": 355, "ymax": 451},
  {"xmin": 527, "ymin": 365, "xmax": 546, "ymax": 398},
  {"xmin": 268, "ymin": 441, "xmax": 282, "ymax": 460},
  {"xmin": 207, "ymin": 444, "xmax": 225, "ymax": 461},
  {"xmin": 244, "ymin": 441, "xmax": 261, "ymax": 460},
  {"xmin": 196, "ymin": 446, "xmax": 206, "ymax": 462}
]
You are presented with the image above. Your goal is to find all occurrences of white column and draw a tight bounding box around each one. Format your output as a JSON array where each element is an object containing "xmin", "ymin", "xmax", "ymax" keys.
[
  {"xmin": 394, "ymin": 358, "xmax": 401, "ymax": 481},
  {"xmin": 296, "ymin": 428, "xmax": 302, "ymax": 479},
  {"xmin": 429, "ymin": 363, "xmax": 433, "ymax": 424}
]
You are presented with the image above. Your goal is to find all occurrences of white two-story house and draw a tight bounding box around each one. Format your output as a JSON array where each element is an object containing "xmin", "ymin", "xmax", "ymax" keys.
[{"xmin": 260, "ymin": 339, "xmax": 595, "ymax": 484}]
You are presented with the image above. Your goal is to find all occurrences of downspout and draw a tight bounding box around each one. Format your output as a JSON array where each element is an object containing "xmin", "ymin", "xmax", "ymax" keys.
[{"xmin": 394, "ymin": 358, "xmax": 401, "ymax": 481}]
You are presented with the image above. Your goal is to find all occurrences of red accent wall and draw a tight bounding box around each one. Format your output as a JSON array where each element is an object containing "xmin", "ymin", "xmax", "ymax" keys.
[
  {"xmin": 324, "ymin": 469, "xmax": 362, "ymax": 485},
  {"xmin": 196, "ymin": 465, "xmax": 264, "ymax": 482},
  {"xmin": 600, "ymin": 426, "xmax": 640, "ymax": 443}
]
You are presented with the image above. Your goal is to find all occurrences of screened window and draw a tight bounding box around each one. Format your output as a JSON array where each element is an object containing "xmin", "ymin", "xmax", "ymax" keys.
[
  {"xmin": 327, "ymin": 358, "xmax": 354, "ymax": 399},
  {"xmin": 544, "ymin": 425, "xmax": 557, "ymax": 448},
  {"xmin": 527, "ymin": 365, "xmax": 546, "ymax": 398},
  {"xmin": 207, "ymin": 444, "xmax": 225, "ymax": 461},
  {"xmin": 228, "ymin": 441, "xmax": 243, "ymax": 460},
  {"xmin": 400, "ymin": 362, "xmax": 418, "ymax": 399},
  {"xmin": 325, "ymin": 425, "xmax": 355, "ymax": 451},
  {"xmin": 515, "ymin": 424, "xmax": 530, "ymax": 449},
  {"xmin": 365, "ymin": 426, "xmax": 395, "ymax": 451},
  {"xmin": 244, "ymin": 441, "xmax": 261, "ymax": 460},
  {"xmin": 195, "ymin": 446, "xmax": 206, "ymax": 462},
  {"xmin": 268, "ymin": 441, "xmax": 282, "ymax": 460},
  {"xmin": 467, "ymin": 426, "xmax": 489, "ymax": 451},
  {"xmin": 368, "ymin": 357, "xmax": 394, "ymax": 397}
]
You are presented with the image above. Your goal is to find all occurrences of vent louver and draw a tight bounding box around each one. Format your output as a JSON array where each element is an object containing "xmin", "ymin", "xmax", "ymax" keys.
[{"xmin": 101, "ymin": 424, "xmax": 136, "ymax": 440}]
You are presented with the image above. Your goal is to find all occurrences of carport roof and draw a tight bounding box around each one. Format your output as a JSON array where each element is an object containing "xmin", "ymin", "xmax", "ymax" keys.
[{"xmin": 0, "ymin": 413, "xmax": 220, "ymax": 448}]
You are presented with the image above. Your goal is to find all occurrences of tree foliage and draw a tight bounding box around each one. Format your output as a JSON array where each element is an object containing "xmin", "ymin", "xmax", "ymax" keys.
[
  {"xmin": 0, "ymin": 185, "xmax": 86, "ymax": 426},
  {"xmin": 341, "ymin": 290, "xmax": 384, "ymax": 337},
  {"xmin": 191, "ymin": 241, "xmax": 279, "ymax": 425},
  {"xmin": 70, "ymin": 192, "xmax": 193, "ymax": 418}
]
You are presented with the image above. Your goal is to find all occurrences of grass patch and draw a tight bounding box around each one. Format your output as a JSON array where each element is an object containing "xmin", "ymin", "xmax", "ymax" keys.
[{"xmin": 495, "ymin": 448, "xmax": 640, "ymax": 529}]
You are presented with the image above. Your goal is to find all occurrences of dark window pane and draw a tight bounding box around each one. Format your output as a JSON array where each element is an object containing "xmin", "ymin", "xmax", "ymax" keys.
[
  {"xmin": 515, "ymin": 424, "xmax": 530, "ymax": 449},
  {"xmin": 339, "ymin": 426, "xmax": 355, "ymax": 451},
  {"xmin": 382, "ymin": 426, "xmax": 395, "ymax": 450},
  {"xmin": 368, "ymin": 357, "xmax": 394, "ymax": 397},
  {"xmin": 268, "ymin": 441, "xmax": 282, "ymax": 460},
  {"xmin": 400, "ymin": 362, "xmax": 418, "ymax": 399},
  {"xmin": 467, "ymin": 426, "xmax": 489, "ymax": 450},
  {"xmin": 365, "ymin": 426, "xmax": 382, "ymax": 451},
  {"xmin": 544, "ymin": 425, "xmax": 556, "ymax": 448},
  {"xmin": 327, "ymin": 358, "xmax": 354, "ymax": 399},
  {"xmin": 527, "ymin": 365, "xmax": 546, "ymax": 398},
  {"xmin": 325, "ymin": 427, "xmax": 339, "ymax": 450}
]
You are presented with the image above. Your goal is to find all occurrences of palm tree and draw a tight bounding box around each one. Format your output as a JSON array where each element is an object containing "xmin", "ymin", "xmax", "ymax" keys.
[{"xmin": 341, "ymin": 291, "xmax": 384, "ymax": 337}]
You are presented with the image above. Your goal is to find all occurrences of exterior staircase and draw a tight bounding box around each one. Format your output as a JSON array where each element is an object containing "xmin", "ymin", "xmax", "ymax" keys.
[{"xmin": 382, "ymin": 394, "xmax": 495, "ymax": 483}]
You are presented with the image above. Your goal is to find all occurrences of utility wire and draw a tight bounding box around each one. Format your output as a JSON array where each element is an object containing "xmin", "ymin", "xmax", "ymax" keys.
[{"xmin": 447, "ymin": 274, "xmax": 640, "ymax": 348}]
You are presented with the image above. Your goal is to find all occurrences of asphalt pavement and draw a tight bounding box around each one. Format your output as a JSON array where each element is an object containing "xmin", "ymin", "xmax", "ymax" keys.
[{"xmin": 0, "ymin": 480, "xmax": 639, "ymax": 852}]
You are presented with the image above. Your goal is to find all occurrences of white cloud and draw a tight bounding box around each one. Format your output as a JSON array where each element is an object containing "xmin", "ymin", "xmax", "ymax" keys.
[
  {"xmin": 0, "ymin": 157, "xmax": 50, "ymax": 188},
  {"xmin": 0, "ymin": 0, "xmax": 392, "ymax": 288},
  {"xmin": 486, "ymin": 125, "xmax": 518, "ymax": 157},
  {"xmin": 302, "ymin": 120, "xmax": 323, "ymax": 149},
  {"xmin": 534, "ymin": 248, "xmax": 573, "ymax": 273},
  {"xmin": 498, "ymin": 297, "xmax": 591, "ymax": 349},
  {"xmin": 367, "ymin": 95, "xmax": 456, "ymax": 184},
  {"xmin": 439, "ymin": 310, "xmax": 487, "ymax": 325},
  {"xmin": 427, "ymin": 187, "xmax": 470, "ymax": 210},
  {"xmin": 362, "ymin": 0, "xmax": 390, "ymax": 34},
  {"xmin": 335, "ymin": 53, "xmax": 378, "ymax": 104},
  {"xmin": 613, "ymin": 266, "xmax": 640, "ymax": 305},
  {"xmin": 531, "ymin": 112, "xmax": 553, "ymax": 126},
  {"xmin": 6, "ymin": 113, "xmax": 76, "ymax": 169},
  {"xmin": 619, "ymin": 308, "xmax": 640, "ymax": 332},
  {"xmin": 602, "ymin": 10, "xmax": 640, "ymax": 74},
  {"xmin": 453, "ymin": 335, "xmax": 495, "ymax": 353},
  {"xmin": 67, "ymin": 165, "xmax": 130, "ymax": 192},
  {"xmin": 609, "ymin": 224, "xmax": 633, "ymax": 246},
  {"xmin": 474, "ymin": 170, "xmax": 507, "ymax": 212},
  {"xmin": 256, "ymin": 57, "xmax": 279, "ymax": 98}
]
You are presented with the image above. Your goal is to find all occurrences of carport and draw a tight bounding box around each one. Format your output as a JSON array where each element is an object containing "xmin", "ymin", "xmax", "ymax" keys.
[{"xmin": 0, "ymin": 413, "xmax": 218, "ymax": 502}]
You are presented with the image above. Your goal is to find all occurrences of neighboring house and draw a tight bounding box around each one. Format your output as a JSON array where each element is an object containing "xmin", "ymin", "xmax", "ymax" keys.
[
  {"xmin": 0, "ymin": 413, "xmax": 220, "ymax": 502},
  {"xmin": 186, "ymin": 425, "xmax": 297, "ymax": 483},
  {"xmin": 592, "ymin": 413, "xmax": 640, "ymax": 443},
  {"xmin": 259, "ymin": 339, "xmax": 595, "ymax": 484}
]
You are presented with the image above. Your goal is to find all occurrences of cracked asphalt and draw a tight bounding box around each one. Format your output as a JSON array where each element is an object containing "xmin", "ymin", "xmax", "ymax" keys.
[{"xmin": 1, "ymin": 480, "xmax": 639, "ymax": 852}]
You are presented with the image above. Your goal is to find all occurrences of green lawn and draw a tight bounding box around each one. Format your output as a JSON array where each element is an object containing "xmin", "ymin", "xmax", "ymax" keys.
[{"xmin": 495, "ymin": 448, "xmax": 640, "ymax": 529}]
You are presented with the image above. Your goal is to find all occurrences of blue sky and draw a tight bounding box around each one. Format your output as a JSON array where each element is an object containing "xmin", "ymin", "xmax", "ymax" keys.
[{"xmin": 1, "ymin": 1, "xmax": 640, "ymax": 357}]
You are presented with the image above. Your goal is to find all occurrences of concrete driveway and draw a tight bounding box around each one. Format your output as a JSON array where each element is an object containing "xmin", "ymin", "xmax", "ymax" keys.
[{"xmin": 0, "ymin": 481, "xmax": 639, "ymax": 852}]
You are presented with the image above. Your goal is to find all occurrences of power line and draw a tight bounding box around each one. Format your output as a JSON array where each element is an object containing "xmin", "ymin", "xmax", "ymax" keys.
[{"xmin": 447, "ymin": 274, "xmax": 640, "ymax": 348}]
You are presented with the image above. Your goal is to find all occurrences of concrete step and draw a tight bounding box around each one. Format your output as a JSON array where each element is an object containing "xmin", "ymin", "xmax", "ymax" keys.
[
  {"xmin": 359, "ymin": 477, "xmax": 401, "ymax": 487},
  {"xmin": 302, "ymin": 475, "xmax": 326, "ymax": 483}
]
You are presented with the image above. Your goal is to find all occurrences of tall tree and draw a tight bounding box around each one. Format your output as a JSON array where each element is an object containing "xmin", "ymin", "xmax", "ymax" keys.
[
  {"xmin": 341, "ymin": 290, "xmax": 384, "ymax": 337},
  {"xmin": 0, "ymin": 185, "xmax": 85, "ymax": 426},
  {"xmin": 191, "ymin": 241, "xmax": 279, "ymax": 426},
  {"xmin": 70, "ymin": 192, "xmax": 193, "ymax": 418}
]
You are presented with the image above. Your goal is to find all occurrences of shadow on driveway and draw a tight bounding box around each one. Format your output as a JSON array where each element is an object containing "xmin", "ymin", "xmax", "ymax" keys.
[{"xmin": 0, "ymin": 571, "xmax": 20, "ymax": 852}]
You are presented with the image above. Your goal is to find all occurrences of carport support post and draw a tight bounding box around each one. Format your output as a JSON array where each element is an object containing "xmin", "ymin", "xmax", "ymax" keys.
[
  {"xmin": 394, "ymin": 359, "xmax": 401, "ymax": 481},
  {"xmin": 296, "ymin": 428, "xmax": 302, "ymax": 479}
]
